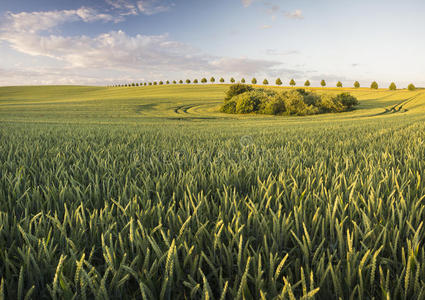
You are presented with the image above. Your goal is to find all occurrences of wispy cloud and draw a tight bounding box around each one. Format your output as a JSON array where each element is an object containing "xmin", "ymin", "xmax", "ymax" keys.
[
  {"xmin": 261, "ymin": 25, "xmax": 272, "ymax": 30},
  {"xmin": 266, "ymin": 49, "xmax": 301, "ymax": 56},
  {"xmin": 105, "ymin": 0, "xmax": 173, "ymax": 16},
  {"xmin": 241, "ymin": 0, "xmax": 253, "ymax": 8},
  {"xmin": 285, "ymin": 9, "xmax": 303, "ymax": 19},
  {"xmin": 1, "ymin": 7, "xmax": 122, "ymax": 34}
]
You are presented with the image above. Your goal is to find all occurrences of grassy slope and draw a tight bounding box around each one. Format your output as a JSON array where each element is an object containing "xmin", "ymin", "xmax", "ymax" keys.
[
  {"xmin": 1, "ymin": 85, "xmax": 424, "ymax": 124},
  {"xmin": 1, "ymin": 85, "xmax": 425, "ymax": 299}
]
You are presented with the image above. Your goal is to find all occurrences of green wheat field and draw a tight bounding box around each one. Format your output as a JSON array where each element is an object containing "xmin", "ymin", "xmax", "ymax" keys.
[{"xmin": 1, "ymin": 84, "xmax": 425, "ymax": 299}]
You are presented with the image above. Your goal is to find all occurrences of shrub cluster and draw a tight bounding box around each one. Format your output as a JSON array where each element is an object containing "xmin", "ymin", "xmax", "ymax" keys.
[{"xmin": 220, "ymin": 84, "xmax": 359, "ymax": 116}]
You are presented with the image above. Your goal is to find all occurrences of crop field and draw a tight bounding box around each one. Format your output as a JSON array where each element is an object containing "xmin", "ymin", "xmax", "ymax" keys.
[{"xmin": 1, "ymin": 85, "xmax": 425, "ymax": 299}]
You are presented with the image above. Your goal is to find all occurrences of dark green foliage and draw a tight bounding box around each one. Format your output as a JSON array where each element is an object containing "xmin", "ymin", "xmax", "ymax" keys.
[
  {"xmin": 173, "ymin": 80, "xmax": 177, "ymax": 84},
  {"xmin": 276, "ymin": 78, "xmax": 283, "ymax": 86},
  {"xmin": 179, "ymin": 80, "xmax": 183, "ymax": 84},
  {"xmin": 234, "ymin": 91, "xmax": 263, "ymax": 113},
  {"xmin": 186, "ymin": 79, "xmax": 191, "ymax": 84},
  {"xmin": 159, "ymin": 81, "xmax": 164, "ymax": 85},
  {"xmin": 224, "ymin": 83, "xmax": 253, "ymax": 101},
  {"xmin": 201, "ymin": 78, "xmax": 207, "ymax": 83},
  {"xmin": 221, "ymin": 84, "xmax": 359, "ymax": 116},
  {"xmin": 408, "ymin": 83, "xmax": 416, "ymax": 91},
  {"xmin": 241, "ymin": 78, "xmax": 246, "ymax": 83},
  {"xmin": 251, "ymin": 78, "xmax": 257, "ymax": 84},
  {"xmin": 230, "ymin": 77, "xmax": 235, "ymax": 83},
  {"xmin": 166, "ymin": 81, "xmax": 170, "ymax": 84},
  {"xmin": 263, "ymin": 79, "xmax": 269, "ymax": 85},
  {"xmin": 389, "ymin": 82, "xmax": 397, "ymax": 90},
  {"xmin": 334, "ymin": 92, "xmax": 359, "ymax": 109},
  {"xmin": 354, "ymin": 81, "xmax": 360, "ymax": 88},
  {"xmin": 337, "ymin": 81, "xmax": 343, "ymax": 88},
  {"xmin": 321, "ymin": 80, "xmax": 326, "ymax": 87},
  {"xmin": 210, "ymin": 77, "xmax": 215, "ymax": 83},
  {"xmin": 220, "ymin": 78, "xmax": 225, "ymax": 83},
  {"xmin": 194, "ymin": 79, "xmax": 198, "ymax": 84},
  {"xmin": 219, "ymin": 99, "xmax": 237, "ymax": 113},
  {"xmin": 371, "ymin": 81, "xmax": 379, "ymax": 89},
  {"xmin": 289, "ymin": 79, "xmax": 296, "ymax": 86},
  {"xmin": 304, "ymin": 80, "xmax": 311, "ymax": 87}
]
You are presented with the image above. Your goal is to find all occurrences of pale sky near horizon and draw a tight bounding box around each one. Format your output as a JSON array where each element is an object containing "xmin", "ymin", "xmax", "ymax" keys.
[{"xmin": 0, "ymin": 0, "xmax": 424, "ymax": 87}]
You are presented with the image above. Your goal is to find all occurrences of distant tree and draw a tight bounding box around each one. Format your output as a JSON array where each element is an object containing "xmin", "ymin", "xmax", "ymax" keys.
[
  {"xmin": 354, "ymin": 81, "xmax": 360, "ymax": 88},
  {"xmin": 337, "ymin": 81, "xmax": 343, "ymax": 88},
  {"xmin": 132, "ymin": 83, "xmax": 135, "ymax": 86},
  {"xmin": 371, "ymin": 81, "xmax": 378, "ymax": 89},
  {"xmin": 321, "ymin": 80, "xmax": 326, "ymax": 87},
  {"xmin": 220, "ymin": 78, "xmax": 225, "ymax": 83},
  {"xmin": 144, "ymin": 83, "xmax": 147, "ymax": 86},
  {"xmin": 210, "ymin": 77, "xmax": 216, "ymax": 83},
  {"xmin": 304, "ymin": 80, "xmax": 311, "ymax": 87},
  {"xmin": 389, "ymin": 82, "xmax": 397, "ymax": 90},
  {"xmin": 179, "ymin": 80, "xmax": 183, "ymax": 84},
  {"xmin": 201, "ymin": 78, "xmax": 207, "ymax": 83},
  {"xmin": 166, "ymin": 80, "xmax": 170, "ymax": 84},
  {"xmin": 276, "ymin": 78, "xmax": 283, "ymax": 86},
  {"xmin": 136, "ymin": 83, "xmax": 139, "ymax": 86},
  {"xmin": 149, "ymin": 82, "xmax": 152, "ymax": 86},
  {"xmin": 241, "ymin": 78, "xmax": 246, "ymax": 83},
  {"xmin": 173, "ymin": 80, "xmax": 177, "ymax": 84},
  {"xmin": 194, "ymin": 79, "xmax": 198, "ymax": 84},
  {"xmin": 186, "ymin": 79, "xmax": 191, "ymax": 84},
  {"xmin": 263, "ymin": 79, "xmax": 269, "ymax": 85},
  {"xmin": 153, "ymin": 82, "xmax": 157, "ymax": 85},
  {"xmin": 290, "ymin": 79, "xmax": 296, "ymax": 86},
  {"xmin": 159, "ymin": 81, "xmax": 163, "ymax": 85},
  {"xmin": 230, "ymin": 77, "xmax": 236, "ymax": 83},
  {"xmin": 408, "ymin": 83, "xmax": 416, "ymax": 91},
  {"xmin": 252, "ymin": 78, "xmax": 257, "ymax": 84}
]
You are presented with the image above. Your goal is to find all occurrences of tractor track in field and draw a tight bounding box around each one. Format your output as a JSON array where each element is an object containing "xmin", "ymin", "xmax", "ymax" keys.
[
  {"xmin": 173, "ymin": 104, "xmax": 199, "ymax": 114},
  {"xmin": 372, "ymin": 93, "xmax": 421, "ymax": 116}
]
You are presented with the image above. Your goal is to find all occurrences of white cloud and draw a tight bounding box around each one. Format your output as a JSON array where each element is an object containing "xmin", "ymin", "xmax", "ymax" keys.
[
  {"xmin": 1, "ymin": 7, "xmax": 122, "ymax": 34},
  {"xmin": 285, "ymin": 9, "xmax": 303, "ymax": 19},
  {"xmin": 266, "ymin": 49, "xmax": 301, "ymax": 56},
  {"xmin": 261, "ymin": 25, "xmax": 272, "ymax": 30},
  {"xmin": 241, "ymin": 0, "xmax": 253, "ymax": 8},
  {"xmin": 105, "ymin": 0, "xmax": 173, "ymax": 16},
  {"xmin": 0, "ymin": 7, "xmax": 287, "ymax": 84},
  {"xmin": 137, "ymin": 0, "xmax": 172, "ymax": 15}
]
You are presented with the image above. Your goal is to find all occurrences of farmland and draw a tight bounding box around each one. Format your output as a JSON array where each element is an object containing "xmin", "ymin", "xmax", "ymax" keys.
[{"xmin": 1, "ymin": 85, "xmax": 425, "ymax": 299}]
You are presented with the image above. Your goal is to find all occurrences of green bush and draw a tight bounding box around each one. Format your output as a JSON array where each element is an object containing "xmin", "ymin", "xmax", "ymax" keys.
[
  {"xmin": 335, "ymin": 92, "xmax": 359, "ymax": 109},
  {"xmin": 221, "ymin": 84, "xmax": 359, "ymax": 116},
  {"xmin": 224, "ymin": 83, "xmax": 253, "ymax": 101},
  {"xmin": 283, "ymin": 90, "xmax": 317, "ymax": 115},
  {"xmin": 220, "ymin": 99, "xmax": 237, "ymax": 113},
  {"xmin": 319, "ymin": 94, "xmax": 345, "ymax": 112},
  {"xmin": 234, "ymin": 91, "xmax": 264, "ymax": 113},
  {"xmin": 259, "ymin": 94, "xmax": 286, "ymax": 115}
]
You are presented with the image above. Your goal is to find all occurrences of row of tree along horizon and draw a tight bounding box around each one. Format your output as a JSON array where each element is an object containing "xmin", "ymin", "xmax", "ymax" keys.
[{"xmin": 111, "ymin": 78, "xmax": 416, "ymax": 90}]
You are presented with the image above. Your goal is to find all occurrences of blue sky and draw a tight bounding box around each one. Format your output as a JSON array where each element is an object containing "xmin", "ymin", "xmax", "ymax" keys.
[{"xmin": 0, "ymin": 0, "xmax": 424, "ymax": 87}]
